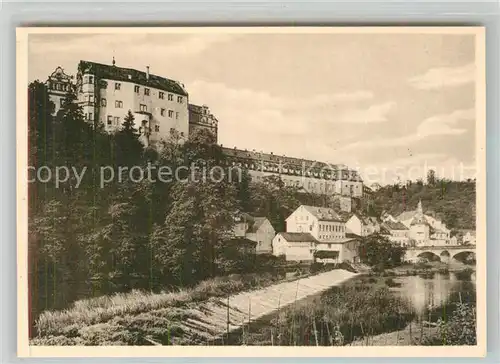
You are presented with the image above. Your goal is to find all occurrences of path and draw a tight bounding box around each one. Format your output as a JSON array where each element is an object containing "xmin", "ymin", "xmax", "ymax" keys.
[{"xmin": 175, "ymin": 269, "xmax": 359, "ymax": 344}]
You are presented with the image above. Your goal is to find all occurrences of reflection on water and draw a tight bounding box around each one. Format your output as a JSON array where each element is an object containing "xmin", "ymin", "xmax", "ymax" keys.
[{"xmin": 393, "ymin": 272, "xmax": 476, "ymax": 317}]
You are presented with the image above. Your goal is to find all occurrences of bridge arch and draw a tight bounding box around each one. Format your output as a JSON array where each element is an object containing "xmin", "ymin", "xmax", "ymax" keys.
[
  {"xmin": 417, "ymin": 251, "xmax": 441, "ymax": 262},
  {"xmin": 452, "ymin": 250, "xmax": 476, "ymax": 264}
]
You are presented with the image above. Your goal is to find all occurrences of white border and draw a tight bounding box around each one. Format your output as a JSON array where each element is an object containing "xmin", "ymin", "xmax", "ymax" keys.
[{"xmin": 16, "ymin": 26, "xmax": 487, "ymax": 358}]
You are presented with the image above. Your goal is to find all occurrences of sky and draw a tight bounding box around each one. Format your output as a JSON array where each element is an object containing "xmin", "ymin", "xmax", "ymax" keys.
[{"xmin": 27, "ymin": 31, "xmax": 479, "ymax": 185}]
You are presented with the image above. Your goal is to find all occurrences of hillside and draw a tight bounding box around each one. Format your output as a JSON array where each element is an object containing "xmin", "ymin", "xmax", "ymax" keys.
[{"xmin": 367, "ymin": 180, "xmax": 476, "ymax": 230}]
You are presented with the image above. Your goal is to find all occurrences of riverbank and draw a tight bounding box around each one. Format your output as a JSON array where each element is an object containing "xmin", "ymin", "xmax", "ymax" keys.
[
  {"xmin": 31, "ymin": 268, "xmax": 358, "ymax": 345},
  {"xmin": 236, "ymin": 268, "xmax": 476, "ymax": 346},
  {"xmin": 349, "ymin": 322, "xmax": 439, "ymax": 346}
]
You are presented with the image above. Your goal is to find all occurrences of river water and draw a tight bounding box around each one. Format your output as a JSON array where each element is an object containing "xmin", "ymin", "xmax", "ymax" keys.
[{"xmin": 387, "ymin": 270, "xmax": 476, "ymax": 319}]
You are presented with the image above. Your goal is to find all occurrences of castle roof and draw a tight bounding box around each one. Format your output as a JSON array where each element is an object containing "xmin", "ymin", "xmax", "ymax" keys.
[{"xmin": 77, "ymin": 60, "xmax": 188, "ymax": 96}]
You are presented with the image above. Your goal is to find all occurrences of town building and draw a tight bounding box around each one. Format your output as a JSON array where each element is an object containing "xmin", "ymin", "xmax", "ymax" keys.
[
  {"xmin": 46, "ymin": 66, "xmax": 74, "ymax": 115},
  {"xmin": 457, "ymin": 229, "xmax": 476, "ymax": 245},
  {"xmin": 188, "ymin": 104, "xmax": 219, "ymax": 141},
  {"xmin": 272, "ymin": 232, "xmax": 317, "ymax": 262},
  {"xmin": 380, "ymin": 220, "xmax": 410, "ymax": 246},
  {"xmin": 381, "ymin": 200, "xmax": 452, "ymax": 247},
  {"xmin": 272, "ymin": 205, "xmax": 360, "ymax": 263},
  {"xmin": 222, "ymin": 147, "xmax": 364, "ymax": 198},
  {"xmin": 233, "ymin": 213, "xmax": 276, "ymax": 254},
  {"xmin": 345, "ymin": 214, "xmax": 380, "ymax": 237},
  {"xmin": 396, "ymin": 200, "xmax": 451, "ymax": 246},
  {"xmin": 75, "ymin": 59, "xmax": 190, "ymax": 147}
]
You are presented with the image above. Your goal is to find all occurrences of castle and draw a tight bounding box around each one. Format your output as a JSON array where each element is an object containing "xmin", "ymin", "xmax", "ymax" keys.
[{"xmin": 45, "ymin": 60, "xmax": 364, "ymax": 198}]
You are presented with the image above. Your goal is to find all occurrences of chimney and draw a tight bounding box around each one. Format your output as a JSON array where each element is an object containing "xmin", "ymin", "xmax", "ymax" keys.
[{"xmin": 146, "ymin": 66, "xmax": 150, "ymax": 80}]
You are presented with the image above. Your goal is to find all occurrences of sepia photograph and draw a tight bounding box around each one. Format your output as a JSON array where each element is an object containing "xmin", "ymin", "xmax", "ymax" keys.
[{"xmin": 16, "ymin": 27, "xmax": 486, "ymax": 357}]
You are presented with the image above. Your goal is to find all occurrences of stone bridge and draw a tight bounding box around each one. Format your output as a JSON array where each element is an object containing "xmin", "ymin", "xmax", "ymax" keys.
[{"xmin": 404, "ymin": 245, "xmax": 476, "ymax": 263}]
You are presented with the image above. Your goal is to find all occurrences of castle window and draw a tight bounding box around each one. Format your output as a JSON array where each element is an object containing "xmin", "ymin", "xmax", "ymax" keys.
[
  {"xmin": 144, "ymin": 88, "xmax": 150, "ymax": 96},
  {"xmin": 88, "ymin": 76, "xmax": 94, "ymax": 84},
  {"xmin": 115, "ymin": 100, "xmax": 123, "ymax": 108},
  {"xmin": 107, "ymin": 115, "xmax": 112, "ymax": 125},
  {"xmin": 159, "ymin": 92, "xmax": 165, "ymax": 99},
  {"xmin": 175, "ymin": 112, "xmax": 179, "ymax": 119},
  {"xmin": 177, "ymin": 96, "xmax": 183, "ymax": 103},
  {"xmin": 168, "ymin": 94, "xmax": 173, "ymax": 101},
  {"xmin": 88, "ymin": 112, "xmax": 93, "ymax": 121},
  {"xmin": 168, "ymin": 110, "xmax": 174, "ymax": 118},
  {"xmin": 101, "ymin": 98, "xmax": 107, "ymax": 107},
  {"xmin": 161, "ymin": 108, "xmax": 166, "ymax": 116},
  {"xmin": 134, "ymin": 85, "xmax": 140, "ymax": 93},
  {"xmin": 140, "ymin": 104, "xmax": 147, "ymax": 112},
  {"xmin": 60, "ymin": 99, "xmax": 64, "ymax": 107},
  {"xmin": 155, "ymin": 125, "xmax": 160, "ymax": 132},
  {"xmin": 113, "ymin": 116, "xmax": 120, "ymax": 125},
  {"xmin": 115, "ymin": 83, "xmax": 121, "ymax": 90}
]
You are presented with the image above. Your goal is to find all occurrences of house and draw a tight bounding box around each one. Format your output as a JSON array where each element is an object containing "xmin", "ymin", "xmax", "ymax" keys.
[
  {"xmin": 276, "ymin": 205, "xmax": 361, "ymax": 263},
  {"xmin": 345, "ymin": 213, "xmax": 380, "ymax": 237},
  {"xmin": 461, "ymin": 230, "xmax": 476, "ymax": 245},
  {"xmin": 380, "ymin": 220, "xmax": 410, "ymax": 247},
  {"xmin": 272, "ymin": 232, "xmax": 317, "ymax": 262},
  {"xmin": 233, "ymin": 213, "xmax": 276, "ymax": 254},
  {"xmin": 397, "ymin": 200, "xmax": 451, "ymax": 246},
  {"xmin": 227, "ymin": 237, "xmax": 258, "ymax": 256},
  {"xmin": 315, "ymin": 238, "xmax": 360, "ymax": 263}
]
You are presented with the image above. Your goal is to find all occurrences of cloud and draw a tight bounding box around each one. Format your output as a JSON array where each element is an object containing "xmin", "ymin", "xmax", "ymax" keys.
[
  {"xmin": 408, "ymin": 63, "xmax": 475, "ymax": 90},
  {"xmin": 417, "ymin": 108, "xmax": 473, "ymax": 137},
  {"xmin": 339, "ymin": 108, "xmax": 474, "ymax": 151},
  {"xmin": 336, "ymin": 102, "xmax": 396, "ymax": 124},
  {"xmin": 185, "ymin": 80, "xmax": 394, "ymax": 161}
]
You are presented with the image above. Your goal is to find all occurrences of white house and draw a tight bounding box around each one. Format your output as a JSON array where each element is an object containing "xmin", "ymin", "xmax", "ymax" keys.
[
  {"xmin": 462, "ymin": 230, "xmax": 476, "ymax": 245},
  {"xmin": 272, "ymin": 232, "xmax": 317, "ymax": 262},
  {"xmin": 380, "ymin": 221, "xmax": 410, "ymax": 246},
  {"xmin": 345, "ymin": 214, "xmax": 380, "ymax": 237},
  {"xmin": 233, "ymin": 213, "xmax": 276, "ymax": 254},
  {"xmin": 277, "ymin": 205, "xmax": 360, "ymax": 263},
  {"xmin": 394, "ymin": 200, "xmax": 451, "ymax": 247}
]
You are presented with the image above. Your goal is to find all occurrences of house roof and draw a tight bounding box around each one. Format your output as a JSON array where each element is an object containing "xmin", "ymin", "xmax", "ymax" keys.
[
  {"xmin": 77, "ymin": 60, "xmax": 188, "ymax": 96},
  {"xmin": 346, "ymin": 232, "xmax": 362, "ymax": 239},
  {"xmin": 397, "ymin": 210, "xmax": 417, "ymax": 222},
  {"xmin": 301, "ymin": 205, "xmax": 344, "ymax": 222},
  {"xmin": 381, "ymin": 221, "xmax": 408, "ymax": 231},
  {"xmin": 228, "ymin": 237, "xmax": 257, "ymax": 247},
  {"xmin": 234, "ymin": 213, "xmax": 269, "ymax": 234},
  {"xmin": 314, "ymin": 250, "xmax": 340, "ymax": 259},
  {"xmin": 277, "ymin": 232, "xmax": 318, "ymax": 243}
]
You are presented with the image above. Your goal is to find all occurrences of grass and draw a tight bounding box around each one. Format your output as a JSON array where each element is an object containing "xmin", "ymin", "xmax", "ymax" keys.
[
  {"xmin": 257, "ymin": 282, "xmax": 415, "ymax": 346},
  {"xmin": 32, "ymin": 264, "xmax": 346, "ymax": 345},
  {"xmin": 33, "ymin": 272, "xmax": 281, "ymax": 341}
]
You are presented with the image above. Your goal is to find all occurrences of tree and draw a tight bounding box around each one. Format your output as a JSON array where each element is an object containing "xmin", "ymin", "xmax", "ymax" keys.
[
  {"xmin": 358, "ymin": 233, "xmax": 406, "ymax": 270},
  {"xmin": 427, "ymin": 169, "xmax": 436, "ymax": 185},
  {"xmin": 113, "ymin": 110, "xmax": 144, "ymax": 167}
]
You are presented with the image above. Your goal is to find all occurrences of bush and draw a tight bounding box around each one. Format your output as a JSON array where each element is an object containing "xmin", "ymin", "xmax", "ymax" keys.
[
  {"xmin": 384, "ymin": 278, "xmax": 401, "ymax": 288},
  {"xmin": 421, "ymin": 303, "xmax": 476, "ymax": 345}
]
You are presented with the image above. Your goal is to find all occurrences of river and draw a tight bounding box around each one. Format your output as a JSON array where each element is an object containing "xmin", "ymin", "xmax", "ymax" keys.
[
  {"xmin": 229, "ymin": 268, "xmax": 476, "ymax": 346},
  {"xmin": 390, "ymin": 270, "xmax": 476, "ymax": 321}
]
